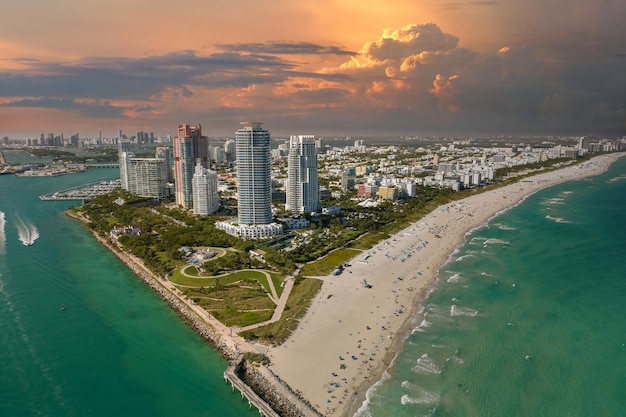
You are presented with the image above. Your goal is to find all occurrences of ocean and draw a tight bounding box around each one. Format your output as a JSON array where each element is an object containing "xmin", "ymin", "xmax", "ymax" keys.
[
  {"xmin": 358, "ymin": 155, "xmax": 626, "ymax": 417},
  {"xmin": 2, "ymin": 155, "xmax": 625, "ymax": 417},
  {"xmin": 0, "ymin": 167, "xmax": 256, "ymax": 417}
]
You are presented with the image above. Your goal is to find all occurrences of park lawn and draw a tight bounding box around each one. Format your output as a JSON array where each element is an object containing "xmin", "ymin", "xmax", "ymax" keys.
[
  {"xmin": 299, "ymin": 248, "xmax": 362, "ymax": 277},
  {"xmin": 348, "ymin": 231, "xmax": 390, "ymax": 250},
  {"xmin": 268, "ymin": 272, "xmax": 284, "ymax": 298},
  {"xmin": 184, "ymin": 280, "xmax": 276, "ymax": 327},
  {"xmin": 239, "ymin": 277, "xmax": 322, "ymax": 343},
  {"xmin": 169, "ymin": 267, "xmax": 280, "ymax": 298}
]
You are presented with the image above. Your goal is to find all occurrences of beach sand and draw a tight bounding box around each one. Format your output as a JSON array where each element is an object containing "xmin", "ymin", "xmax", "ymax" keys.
[{"xmin": 267, "ymin": 154, "xmax": 623, "ymax": 417}]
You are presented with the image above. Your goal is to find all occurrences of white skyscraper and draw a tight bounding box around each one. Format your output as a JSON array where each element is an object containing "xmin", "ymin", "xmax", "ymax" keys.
[
  {"xmin": 192, "ymin": 160, "xmax": 219, "ymax": 215},
  {"xmin": 236, "ymin": 122, "xmax": 272, "ymax": 226},
  {"xmin": 286, "ymin": 135, "xmax": 320, "ymax": 214},
  {"xmin": 118, "ymin": 140, "xmax": 133, "ymax": 191}
]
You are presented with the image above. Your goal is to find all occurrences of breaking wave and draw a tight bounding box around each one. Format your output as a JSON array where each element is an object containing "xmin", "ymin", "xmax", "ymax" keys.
[
  {"xmin": 412, "ymin": 353, "xmax": 442, "ymax": 374},
  {"xmin": 494, "ymin": 223, "xmax": 516, "ymax": 231},
  {"xmin": 400, "ymin": 391, "xmax": 439, "ymax": 405},
  {"xmin": 545, "ymin": 215, "xmax": 570, "ymax": 224},
  {"xmin": 447, "ymin": 273, "xmax": 461, "ymax": 283},
  {"xmin": 483, "ymin": 238, "xmax": 509, "ymax": 246},
  {"xmin": 450, "ymin": 305, "xmax": 480, "ymax": 317}
]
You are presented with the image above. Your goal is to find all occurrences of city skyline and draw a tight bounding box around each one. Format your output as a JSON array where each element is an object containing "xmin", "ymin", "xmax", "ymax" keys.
[{"xmin": 1, "ymin": 1, "xmax": 625, "ymax": 138}]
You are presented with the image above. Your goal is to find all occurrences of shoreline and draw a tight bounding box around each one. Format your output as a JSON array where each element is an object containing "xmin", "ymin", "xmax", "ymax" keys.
[
  {"xmin": 68, "ymin": 153, "xmax": 623, "ymax": 417},
  {"xmin": 66, "ymin": 210, "xmax": 244, "ymax": 360},
  {"xmin": 268, "ymin": 153, "xmax": 625, "ymax": 417},
  {"xmin": 67, "ymin": 210, "xmax": 322, "ymax": 417}
]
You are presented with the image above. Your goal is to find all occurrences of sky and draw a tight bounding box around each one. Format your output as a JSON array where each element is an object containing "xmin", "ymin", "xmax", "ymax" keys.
[{"xmin": 1, "ymin": 0, "xmax": 625, "ymax": 139}]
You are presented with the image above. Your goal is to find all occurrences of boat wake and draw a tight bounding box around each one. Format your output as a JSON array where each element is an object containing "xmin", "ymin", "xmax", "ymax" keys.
[
  {"xmin": 15, "ymin": 214, "xmax": 39, "ymax": 246},
  {"xmin": 0, "ymin": 211, "xmax": 6, "ymax": 254}
]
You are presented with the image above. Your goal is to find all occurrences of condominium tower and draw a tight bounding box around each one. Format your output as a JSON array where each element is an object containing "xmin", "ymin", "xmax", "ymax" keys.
[
  {"xmin": 126, "ymin": 157, "xmax": 170, "ymax": 199},
  {"xmin": 286, "ymin": 135, "xmax": 320, "ymax": 214},
  {"xmin": 118, "ymin": 140, "xmax": 170, "ymax": 199},
  {"xmin": 235, "ymin": 122, "xmax": 272, "ymax": 225},
  {"xmin": 173, "ymin": 124, "xmax": 209, "ymax": 208},
  {"xmin": 192, "ymin": 160, "xmax": 219, "ymax": 215},
  {"xmin": 118, "ymin": 139, "xmax": 132, "ymax": 191}
]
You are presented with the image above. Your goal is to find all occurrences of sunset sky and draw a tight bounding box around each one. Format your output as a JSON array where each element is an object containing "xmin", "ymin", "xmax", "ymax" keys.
[{"xmin": 1, "ymin": 0, "xmax": 625, "ymax": 138}]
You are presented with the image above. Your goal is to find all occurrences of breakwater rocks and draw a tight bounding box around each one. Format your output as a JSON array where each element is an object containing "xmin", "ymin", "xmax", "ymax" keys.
[
  {"xmin": 237, "ymin": 361, "xmax": 323, "ymax": 417},
  {"xmin": 128, "ymin": 265, "xmax": 239, "ymax": 361}
]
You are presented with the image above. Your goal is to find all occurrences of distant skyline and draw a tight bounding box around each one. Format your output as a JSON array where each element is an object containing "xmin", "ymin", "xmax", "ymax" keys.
[{"xmin": 1, "ymin": 0, "xmax": 625, "ymax": 138}]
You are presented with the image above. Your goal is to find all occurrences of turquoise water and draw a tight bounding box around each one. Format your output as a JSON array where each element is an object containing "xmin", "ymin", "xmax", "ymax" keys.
[
  {"xmin": 0, "ymin": 169, "xmax": 256, "ymax": 417},
  {"xmin": 3, "ymin": 157, "xmax": 626, "ymax": 417},
  {"xmin": 361, "ymin": 156, "xmax": 626, "ymax": 417}
]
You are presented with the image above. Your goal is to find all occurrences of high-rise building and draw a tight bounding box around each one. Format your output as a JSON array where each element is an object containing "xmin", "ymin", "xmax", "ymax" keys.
[
  {"xmin": 224, "ymin": 139, "xmax": 236, "ymax": 163},
  {"xmin": 118, "ymin": 140, "xmax": 133, "ymax": 191},
  {"xmin": 286, "ymin": 135, "xmax": 320, "ymax": 214},
  {"xmin": 192, "ymin": 160, "xmax": 219, "ymax": 215},
  {"xmin": 173, "ymin": 124, "xmax": 209, "ymax": 208},
  {"xmin": 155, "ymin": 146, "xmax": 173, "ymax": 182},
  {"xmin": 126, "ymin": 158, "xmax": 170, "ymax": 199},
  {"xmin": 341, "ymin": 167, "xmax": 356, "ymax": 192},
  {"xmin": 235, "ymin": 122, "xmax": 272, "ymax": 225}
]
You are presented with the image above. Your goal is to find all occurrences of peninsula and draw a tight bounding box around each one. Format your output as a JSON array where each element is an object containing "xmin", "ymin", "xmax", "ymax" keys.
[{"xmin": 71, "ymin": 153, "xmax": 623, "ymax": 417}]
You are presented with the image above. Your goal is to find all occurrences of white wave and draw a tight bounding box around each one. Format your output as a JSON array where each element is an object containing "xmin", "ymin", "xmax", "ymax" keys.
[
  {"xmin": 455, "ymin": 254, "xmax": 474, "ymax": 262},
  {"xmin": 450, "ymin": 305, "xmax": 480, "ymax": 317},
  {"xmin": 542, "ymin": 197, "xmax": 565, "ymax": 205},
  {"xmin": 447, "ymin": 273, "xmax": 461, "ymax": 283},
  {"xmin": 483, "ymin": 238, "xmax": 509, "ymax": 245},
  {"xmin": 14, "ymin": 214, "xmax": 39, "ymax": 246},
  {"xmin": 607, "ymin": 175, "xmax": 626, "ymax": 183},
  {"xmin": 480, "ymin": 272, "xmax": 493, "ymax": 277},
  {"xmin": 401, "ymin": 380, "xmax": 417, "ymax": 389},
  {"xmin": 0, "ymin": 211, "xmax": 6, "ymax": 255},
  {"xmin": 412, "ymin": 353, "xmax": 442, "ymax": 375},
  {"xmin": 400, "ymin": 390, "xmax": 439, "ymax": 405},
  {"xmin": 545, "ymin": 215, "xmax": 570, "ymax": 224},
  {"xmin": 449, "ymin": 355, "xmax": 464, "ymax": 364},
  {"xmin": 412, "ymin": 318, "xmax": 430, "ymax": 333},
  {"xmin": 354, "ymin": 370, "xmax": 392, "ymax": 417},
  {"xmin": 425, "ymin": 304, "xmax": 452, "ymax": 322},
  {"xmin": 495, "ymin": 223, "xmax": 517, "ymax": 230},
  {"xmin": 469, "ymin": 236, "xmax": 487, "ymax": 244},
  {"xmin": 401, "ymin": 380, "xmax": 441, "ymax": 406}
]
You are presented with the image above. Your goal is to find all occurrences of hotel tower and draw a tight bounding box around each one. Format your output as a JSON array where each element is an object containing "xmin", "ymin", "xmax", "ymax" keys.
[{"xmin": 173, "ymin": 124, "xmax": 209, "ymax": 208}]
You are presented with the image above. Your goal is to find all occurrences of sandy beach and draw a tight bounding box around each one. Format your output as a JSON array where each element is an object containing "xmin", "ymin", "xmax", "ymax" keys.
[{"xmin": 267, "ymin": 153, "xmax": 624, "ymax": 417}]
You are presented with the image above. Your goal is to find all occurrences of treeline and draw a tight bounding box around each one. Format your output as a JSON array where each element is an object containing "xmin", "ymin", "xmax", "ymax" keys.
[{"xmin": 76, "ymin": 190, "xmax": 291, "ymax": 276}]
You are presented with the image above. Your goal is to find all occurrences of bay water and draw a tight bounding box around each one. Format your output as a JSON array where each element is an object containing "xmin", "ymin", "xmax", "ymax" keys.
[{"xmin": 0, "ymin": 167, "xmax": 256, "ymax": 417}]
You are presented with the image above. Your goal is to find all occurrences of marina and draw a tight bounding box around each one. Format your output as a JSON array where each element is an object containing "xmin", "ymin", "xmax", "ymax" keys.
[{"xmin": 39, "ymin": 178, "xmax": 121, "ymax": 201}]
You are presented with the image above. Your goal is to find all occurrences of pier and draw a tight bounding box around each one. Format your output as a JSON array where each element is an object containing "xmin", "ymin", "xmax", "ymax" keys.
[{"xmin": 224, "ymin": 360, "xmax": 281, "ymax": 417}]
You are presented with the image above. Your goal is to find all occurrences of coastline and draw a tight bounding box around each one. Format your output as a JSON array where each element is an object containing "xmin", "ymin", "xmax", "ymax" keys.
[
  {"xmin": 66, "ymin": 210, "xmax": 244, "ymax": 360},
  {"xmin": 267, "ymin": 153, "xmax": 625, "ymax": 417},
  {"xmin": 67, "ymin": 210, "xmax": 323, "ymax": 417},
  {"xmin": 67, "ymin": 153, "xmax": 624, "ymax": 417}
]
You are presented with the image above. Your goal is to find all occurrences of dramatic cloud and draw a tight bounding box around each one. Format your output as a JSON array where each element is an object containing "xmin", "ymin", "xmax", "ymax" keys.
[
  {"xmin": 216, "ymin": 41, "xmax": 355, "ymax": 56},
  {"xmin": 317, "ymin": 23, "xmax": 626, "ymax": 134},
  {"xmin": 1, "ymin": 13, "xmax": 625, "ymax": 136}
]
